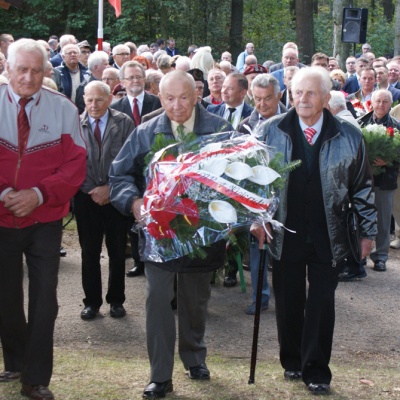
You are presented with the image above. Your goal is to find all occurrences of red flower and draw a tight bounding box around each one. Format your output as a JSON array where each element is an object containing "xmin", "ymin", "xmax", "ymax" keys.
[
  {"xmin": 387, "ymin": 127, "xmax": 395, "ymax": 137},
  {"xmin": 176, "ymin": 198, "xmax": 199, "ymax": 226},
  {"xmin": 147, "ymin": 222, "xmax": 176, "ymax": 239}
]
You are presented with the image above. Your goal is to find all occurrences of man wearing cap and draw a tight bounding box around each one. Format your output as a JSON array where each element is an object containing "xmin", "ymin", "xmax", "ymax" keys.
[
  {"xmin": 78, "ymin": 40, "xmax": 91, "ymax": 67},
  {"xmin": 243, "ymin": 64, "xmax": 267, "ymax": 107}
]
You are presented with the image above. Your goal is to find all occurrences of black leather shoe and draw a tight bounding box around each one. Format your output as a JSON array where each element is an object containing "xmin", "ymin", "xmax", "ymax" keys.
[
  {"xmin": 110, "ymin": 304, "xmax": 126, "ymax": 318},
  {"xmin": 60, "ymin": 246, "xmax": 67, "ymax": 257},
  {"xmin": 307, "ymin": 383, "xmax": 331, "ymax": 395},
  {"xmin": 143, "ymin": 380, "xmax": 173, "ymax": 398},
  {"xmin": 126, "ymin": 265, "xmax": 144, "ymax": 277},
  {"xmin": 80, "ymin": 306, "xmax": 99, "ymax": 320},
  {"xmin": 0, "ymin": 370, "xmax": 21, "ymax": 382},
  {"xmin": 223, "ymin": 276, "xmax": 237, "ymax": 288},
  {"xmin": 188, "ymin": 363, "xmax": 210, "ymax": 380},
  {"xmin": 373, "ymin": 261, "xmax": 387, "ymax": 272},
  {"xmin": 21, "ymin": 383, "xmax": 55, "ymax": 399},
  {"xmin": 338, "ymin": 271, "xmax": 367, "ymax": 281},
  {"xmin": 284, "ymin": 370, "xmax": 302, "ymax": 380}
]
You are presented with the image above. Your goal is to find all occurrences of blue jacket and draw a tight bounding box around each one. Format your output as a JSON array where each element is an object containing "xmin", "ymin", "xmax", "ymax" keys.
[
  {"xmin": 206, "ymin": 102, "xmax": 253, "ymax": 125},
  {"xmin": 56, "ymin": 62, "xmax": 90, "ymax": 100}
]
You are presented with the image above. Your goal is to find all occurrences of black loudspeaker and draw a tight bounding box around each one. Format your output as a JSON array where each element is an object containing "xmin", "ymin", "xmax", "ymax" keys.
[{"xmin": 341, "ymin": 8, "xmax": 368, "ymax": 43}]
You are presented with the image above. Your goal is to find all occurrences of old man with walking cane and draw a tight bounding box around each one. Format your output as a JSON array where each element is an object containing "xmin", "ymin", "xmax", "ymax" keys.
[{"xmin": 250, "ymin": 67, "xmax": 376, "ymax": 395}]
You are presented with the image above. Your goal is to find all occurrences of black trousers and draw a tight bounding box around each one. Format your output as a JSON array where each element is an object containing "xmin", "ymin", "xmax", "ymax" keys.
[
  {"xmin": 75, "ymin": 191, "xmax": 128, "ymax": 308},
  {"xmin": 0, "ymin": 220, "xmax": 62, "ymax": 386},
  {"xmin": 272, "ymin": 243, "xmax": 341, "ymax": 385}
]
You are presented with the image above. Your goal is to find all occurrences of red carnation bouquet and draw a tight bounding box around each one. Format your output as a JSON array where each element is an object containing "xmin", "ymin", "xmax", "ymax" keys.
[{"xmin": 138, "ymin": 132, "xmax": 299, "ymax": 263}]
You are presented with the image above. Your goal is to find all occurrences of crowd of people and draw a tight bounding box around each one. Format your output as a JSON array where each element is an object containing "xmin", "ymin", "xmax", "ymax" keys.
[{"xmin": 0, "ymin": 31, "xmax": 398, "ymax": 399}]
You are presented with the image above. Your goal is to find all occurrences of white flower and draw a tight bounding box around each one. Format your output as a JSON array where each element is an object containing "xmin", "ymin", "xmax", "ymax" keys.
[
  {"xmin": 209, "ymin": 200, "xmax": 237, "ymax": 223},
  {"xmin": 224, "ymin": 162, "xmax": 254, "ymax": 180},
  {"xmin": 200, "ymin": 158, "xmax": 228, "ymax": 176},
  {"xmin": 248, "ymin": 166, "xmax": 281, "ymax": 185}
]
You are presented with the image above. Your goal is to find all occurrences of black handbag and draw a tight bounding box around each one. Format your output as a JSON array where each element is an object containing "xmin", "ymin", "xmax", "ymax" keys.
[{"xmin": 346, "ymin": 208, "xmax": 362, "ymax": 262}]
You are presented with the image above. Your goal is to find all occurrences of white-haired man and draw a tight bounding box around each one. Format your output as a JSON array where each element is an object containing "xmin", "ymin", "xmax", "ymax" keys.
[
  {"xmin": 109, "ymin": 70, "xmax": 233, "ymax": 398},
  {"xmin": 252, "ymin": 67, "xmax": 376, "ymax": 395},
  {"xmin": 0, "ymin": 38, "xmax": 86, "ymax": 400}
]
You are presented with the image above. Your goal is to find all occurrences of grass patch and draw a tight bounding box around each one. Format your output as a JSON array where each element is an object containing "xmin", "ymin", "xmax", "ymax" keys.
[{"xmin": 1, "ymin": 348, "xmax": 400, "ymax": 399}]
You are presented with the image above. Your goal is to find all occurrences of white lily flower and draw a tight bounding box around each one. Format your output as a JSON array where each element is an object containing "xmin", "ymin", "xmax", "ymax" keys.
[
  {"xmin": 201, "ymin": 158, "xmax": 229, "ymax": 176},
  {"xmin": 248, "ymin": 166, "xmax": 281, "ymax": 185},
  {"xmin": 225, "ymin": 162, "xmax": 254, "ymax": 180},
  {"xmin": 209, "ymin": 200, "xmax": 237, "ymax": 223}
]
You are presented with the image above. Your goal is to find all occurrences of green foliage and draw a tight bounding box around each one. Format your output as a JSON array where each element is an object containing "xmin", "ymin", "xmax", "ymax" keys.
[{"xmin": 0, "ymin": 0, "xmax": 398, "ymax": 62}]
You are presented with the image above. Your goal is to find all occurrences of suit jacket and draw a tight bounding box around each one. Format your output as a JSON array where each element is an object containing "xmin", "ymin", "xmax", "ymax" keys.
[
  {"xmin": 342, "ymin": 75, "xmax": 360, "ymax": 95},
  {"xmin": 110, "ymin": 92, "xmax": 162, "ymax": 123},
  {"xmin": 388, "ymin": 85, "xmax": 400, "ymax": 102},
  {"xmin": 206, "ymin": 102, "xmax": 253, "ymax": 123},
  {"xmin": 75, "ymin": 75, "xmax": 98, "ymax": 114},
  {"xmin": 80, "ymin": 108, "xmax": 135, "ymax": 193},
  {"xmin": 271, "ymin": 69, "xmax": 285, "ymax": 90},
  {"xmin": 268, "ymin": 62, "xmax": 306, "ymax": 73},
  {"xmin": 392, "ymin": 82, "xmax": 400, "ymax": 90},
  {"xmin": 237, "ymin": 103, "xmax": 287, "ymax": 134},
  {"xmin": 166, "ymin": 47, "xmax": 179, "ymax": 57}
]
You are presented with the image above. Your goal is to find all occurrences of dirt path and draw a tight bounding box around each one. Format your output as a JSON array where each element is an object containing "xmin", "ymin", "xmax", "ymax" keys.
[{"xmin": 55, "ymin": 229, "xmax": 400, "ymax": 366}]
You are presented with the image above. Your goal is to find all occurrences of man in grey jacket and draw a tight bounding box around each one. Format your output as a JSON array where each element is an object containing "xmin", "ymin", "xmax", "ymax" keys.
[
  {"xmin": 76, "ymin": 81, "xmax": 135, "ymax": 321},
  {"xmin": 109, "ymin": 70, "xmax": 233, "ymax": 398},
  {"xmin": 251, "ymin": 67, "xmax": 377, "ymax": 395}
]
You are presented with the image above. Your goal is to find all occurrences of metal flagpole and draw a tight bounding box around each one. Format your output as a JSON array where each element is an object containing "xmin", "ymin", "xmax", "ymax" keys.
[{"xmin": 97, "ymin": 0, "xmax": 104, "ymax": 51}]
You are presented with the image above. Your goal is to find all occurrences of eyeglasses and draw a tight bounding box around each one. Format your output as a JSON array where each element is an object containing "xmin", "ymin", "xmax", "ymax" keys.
[
  {"xmin": 123, "ymin": 76, "xmax": 144, "ymax": 81},
  {"xmin": 115, "ymin": 52, "xmax": 130, "ymax": 56},
  {"xmin": 65, "ymin": 51, "xmax": 79, "ymax": 56},
  {"xmin": 81, "ymin": 51, "xmax": 91, "ymax": 55}
]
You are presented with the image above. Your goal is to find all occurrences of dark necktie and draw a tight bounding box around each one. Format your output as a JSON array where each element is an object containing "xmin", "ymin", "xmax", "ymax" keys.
[
  {"xmin": 94, "ymin": 119, "xmax": 102, "ymax": 157},
  {"xmin": 133, "ymin": 98, "xmax": 140, "ymax": 127},
  {"xmin": 304, "ymin": 127, "xmax": 317, "ymax": 145},
  {"xmin": 18, "ymin": 97, "xmax": 32, "ymax": 158},
  {"xmin": 227, "ymin": 107, "xmax": 236, "ymax": 123}
]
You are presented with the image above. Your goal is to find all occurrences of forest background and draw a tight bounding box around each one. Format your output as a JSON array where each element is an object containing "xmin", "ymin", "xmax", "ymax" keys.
[{"xmin": 0, "ymin": 0, "xmax": 399, "ymax": 70}]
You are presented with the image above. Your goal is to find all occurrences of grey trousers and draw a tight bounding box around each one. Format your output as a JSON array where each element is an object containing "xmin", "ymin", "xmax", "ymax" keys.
[
  {"xmin": 370, "ymin": 187, "xmax": 394, "ymax": 263},
  {"xmin": 145, "ymin": 264, "xmax": 213, "ymax": 382}
]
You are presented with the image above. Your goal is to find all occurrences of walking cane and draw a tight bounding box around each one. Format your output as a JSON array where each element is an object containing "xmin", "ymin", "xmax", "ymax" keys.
[{"xmin": 248, "ymin": 238, "xmax": 268, "ymax": 384}]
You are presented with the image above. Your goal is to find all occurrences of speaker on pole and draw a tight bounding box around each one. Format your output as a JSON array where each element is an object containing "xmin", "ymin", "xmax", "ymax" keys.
[{"xmin": 341, "ymin": 8, "xmax": 368, "ymax": 44}]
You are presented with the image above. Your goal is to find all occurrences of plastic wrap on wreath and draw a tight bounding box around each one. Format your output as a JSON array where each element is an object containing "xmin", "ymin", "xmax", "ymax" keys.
[{"xmin": 140, "ymin": 132, "xmax": 281, "ymax": 263}]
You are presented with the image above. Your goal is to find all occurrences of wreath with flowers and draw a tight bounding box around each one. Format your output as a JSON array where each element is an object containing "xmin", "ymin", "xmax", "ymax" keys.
[
  {"xmin": 351, "ymin": 98, "xmax": 372, "ymax": 118},
  {"xmin": 138, "ymin": 131, "xmax": 300, "ymax": 263},
  {"xmin": 362, "ymin": 124, "xmax": 400, "ymax": 175}
]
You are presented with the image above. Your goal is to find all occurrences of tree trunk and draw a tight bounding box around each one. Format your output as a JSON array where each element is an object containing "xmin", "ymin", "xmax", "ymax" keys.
[
  {"xmin": 382, "ymin": 0, "xmax": 395, "ymax": 22},
  {"xmin": 295, "ymin": 0, "xmax": 314, "ymax": 64},
  {"xmin": 395, "ymin": 0, "xmax": 400, "ymax": 55},
  {"xmin": 332, "ymin": 0, "xmax": 353, "ymax": 69},
  {"xmin": 159, "ymin": 3, "xmax": 168, "ymax": 39},
  {"xmin": 229, "ymin": 0, "xmax": 243, "ymax": 62}
]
